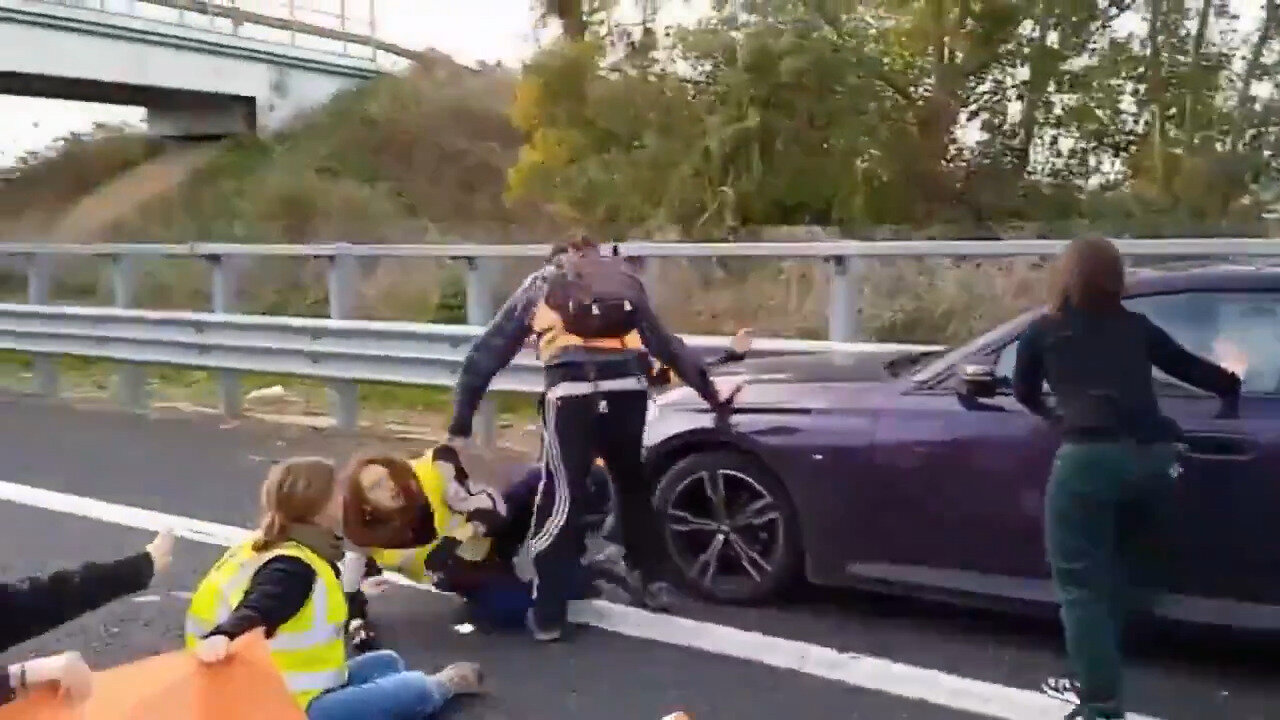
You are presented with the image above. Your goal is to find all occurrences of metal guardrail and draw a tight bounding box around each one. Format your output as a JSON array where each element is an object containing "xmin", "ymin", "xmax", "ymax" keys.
[
  {"xmin": 0, "ymin": 304, "xmax": 922, "ymax": 440},
  {"xmin": 3, "ymin": 238, "xmax": 1279, "ymax": 439}
]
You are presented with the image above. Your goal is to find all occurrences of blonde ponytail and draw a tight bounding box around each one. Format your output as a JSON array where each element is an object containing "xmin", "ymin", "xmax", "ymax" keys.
[
  {"xmin": 252, "ymin": 511, "xmax": 289, "ymax": 552},
  {"xmin": 251, "ymin": 457, "xmax": 337, "ymax": 552}
]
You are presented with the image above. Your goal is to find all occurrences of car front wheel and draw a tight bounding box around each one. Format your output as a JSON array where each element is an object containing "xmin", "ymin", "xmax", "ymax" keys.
[{"xmin": 653, "ymin": 450, "xmax": 802, "ymax": 604}]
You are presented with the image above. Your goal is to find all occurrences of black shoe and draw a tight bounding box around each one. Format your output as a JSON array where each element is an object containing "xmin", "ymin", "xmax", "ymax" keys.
[
  {"xmin": 347, "ymin": 618, "xmax": 381, "ymax": 654},
  {"xmin": 639, "ymin": 580, "xmax": 679, "ymax": 613}
]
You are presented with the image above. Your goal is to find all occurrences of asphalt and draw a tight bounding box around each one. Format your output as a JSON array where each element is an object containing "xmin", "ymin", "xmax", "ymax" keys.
[{"xmin": 0, "ymin": 393, "xmax": 1277, "ymax": 720}]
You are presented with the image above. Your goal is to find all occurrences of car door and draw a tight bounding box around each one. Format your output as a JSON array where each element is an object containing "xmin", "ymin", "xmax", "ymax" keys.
[
  {"xmin": 1121, "ymin": 289, "xmax": 1280, "ymax": 607},
  {"xmin": 863, "ymin": 318, "xmax": 1059, "ymax": 595}
]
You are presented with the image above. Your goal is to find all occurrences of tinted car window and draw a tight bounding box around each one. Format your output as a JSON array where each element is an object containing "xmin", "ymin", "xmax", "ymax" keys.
[
  {"xmin": 1125, "ymin": 291, "xmax": 1280, "ymax": 395},
  {"xmin": 992, "ymin": 291, "xmax": 1280, "ymax": 395}
]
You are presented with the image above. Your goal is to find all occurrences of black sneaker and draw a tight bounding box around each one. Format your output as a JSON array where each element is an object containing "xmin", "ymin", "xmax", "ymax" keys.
[
  {"xmin": 640, "ymin": 580, "xmax": 679, "ymax": 613},
  {"xmin": 346, "ymin": 618, "xmax": 380, "ymax": 654}
]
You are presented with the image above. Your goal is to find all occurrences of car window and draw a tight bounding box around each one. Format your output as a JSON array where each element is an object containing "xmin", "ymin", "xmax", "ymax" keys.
[
  {"xmin": 992, "ymin": 336, "xmax": 1047, "ymax": 393},
  {"xmin": 910, "ymin": 309, "xmax": 1039, "ymax": 384},
  {"xmin": 1125, "ymin": 291, "xmax": 1280, "ymax": 395},
  {"xmin": 990, "ymin": 290, "xmax": 1280, "ymax": 396}
]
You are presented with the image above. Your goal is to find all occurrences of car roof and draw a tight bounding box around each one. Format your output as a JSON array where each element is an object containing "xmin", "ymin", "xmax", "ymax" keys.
[{"xmin": 1126, "ymin": 265, "xmax": 1280, "ymax": 296}]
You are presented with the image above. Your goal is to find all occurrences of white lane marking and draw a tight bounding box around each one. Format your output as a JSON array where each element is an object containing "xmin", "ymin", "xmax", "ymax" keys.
[{"xmin": 0, "ymin": 478, "xmax": 1161, "ymax": 720}]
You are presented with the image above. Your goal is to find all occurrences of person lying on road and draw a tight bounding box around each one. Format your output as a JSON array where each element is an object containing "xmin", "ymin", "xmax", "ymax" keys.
[
  {"xmin": 0, "ymin": 529, "xmax": 175, "ymax": 707},
  {"xmin": 185, "ymin": 456, "xmax": 484, "ymax": 720},
  {"xmin": 338, "ymin": 445, "xmax": 509, "ymax": 648},
  {"xmin": 341, "ymin": 449, "xmax": 606, "ymax": 638}
]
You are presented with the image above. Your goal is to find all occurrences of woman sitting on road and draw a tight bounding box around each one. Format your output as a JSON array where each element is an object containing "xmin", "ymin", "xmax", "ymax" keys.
[
  {"xmin": 1013, "ymin": 237, "xmax": 1241, "ymax": 720},
  {"xmin": 0, "ymin": 529, "xmax": 175, "ymax": 707},
  {"xmin": 185, "ymin": 456, "xmax": 484, "ymax": 720}
]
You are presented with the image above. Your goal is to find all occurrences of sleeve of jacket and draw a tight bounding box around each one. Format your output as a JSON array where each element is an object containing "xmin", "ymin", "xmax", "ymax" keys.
[
  {"xmin": 0, "ymin": 551, "xmax": 154, "ymax": 652},
  {"xmin": 1142, "ymin": 316, "xmax": 1242, "ymax": 398},
  {"xmin": 447, "ymin": 269, "xmax": 547, "ymax": 438},
  {"xmin": 207, "ymin": 556, "xmax": 315, "ymax": 640},
  {"xmin": 1012, "ymin": 317, "xmax": 1058, "ymax": 422},
  {"xmin": 632, "ymin": 292, "xmax": 721, "ymax": 409}
]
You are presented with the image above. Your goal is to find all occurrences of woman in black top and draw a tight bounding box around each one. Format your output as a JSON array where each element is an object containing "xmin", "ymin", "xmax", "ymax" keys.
[{"xmin": 1012, "ymin": 237, "xmax": 1240, "ymax": 720}]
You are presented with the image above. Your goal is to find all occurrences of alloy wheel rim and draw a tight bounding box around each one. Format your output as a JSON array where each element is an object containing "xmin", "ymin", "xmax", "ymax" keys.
[{"xmin": 662, "ymin": 468, "xmax": 784, "ymax": 592}]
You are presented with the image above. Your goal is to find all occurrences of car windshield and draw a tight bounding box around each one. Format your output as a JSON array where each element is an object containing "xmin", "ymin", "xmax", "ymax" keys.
[
  {"xmin": 884, "ymin": 349, "xmax": 949, "ymax": 378},
  {"xmin": 908, "ymin": 309, "xmax": 1040, "ymax": 384}
]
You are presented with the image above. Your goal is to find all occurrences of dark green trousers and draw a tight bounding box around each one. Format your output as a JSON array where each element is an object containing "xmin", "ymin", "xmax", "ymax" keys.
[{"xmin": 1045, "ymin": 441, "xmax": 1178, "ymax": 720}]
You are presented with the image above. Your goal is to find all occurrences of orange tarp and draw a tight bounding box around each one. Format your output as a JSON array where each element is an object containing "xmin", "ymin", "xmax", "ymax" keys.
[{"xmin": 0, "ymin": 632, "xmax": 304, "ymax": 720}]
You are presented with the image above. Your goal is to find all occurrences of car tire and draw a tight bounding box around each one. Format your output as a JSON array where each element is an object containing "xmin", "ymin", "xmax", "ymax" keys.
[{"xmin": 653, "ymin": 450, "xmax": 803, "ymax": 605}]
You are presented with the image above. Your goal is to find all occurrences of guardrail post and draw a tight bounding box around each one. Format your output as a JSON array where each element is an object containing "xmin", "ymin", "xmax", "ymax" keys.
[
  {"xmin": 111, "ymin": 255, "xmax": 148, "ymax": 413},
  {"xmin": 327, "ymin": 247, "xmax": 360, "ymax": 431},
  {"xmin": 464, "ymin": 257, "xmax": 498, "ymax": 447},
  {"xmin": 209, "ymin": 255, "xmax": 242, "ymax": 418},
  {"xmin": 826, "ymin": 255, "xmax": 862, "ymax": 342},
  {"xmin": 25, "ymin": 254, "xmax": 58, "ymax": 398}
]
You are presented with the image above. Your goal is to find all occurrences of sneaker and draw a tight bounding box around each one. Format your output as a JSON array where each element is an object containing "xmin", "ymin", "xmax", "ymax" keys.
[
  {"xmin": 525, "ymin": 608, "xmax": 563, "ymax": 642},
  {"xmin": 1040, "ymin": 676, "xmax": 1081, "ymax": 704},
  {"xmin": 640, "ymin": 580, "xmax": 679, "ymax": 613},
  {"xmin": 433, "ymin": 662, "xmax": 485, "ymax": 695},
  {"xmin": 346, "ymin": 618, "xmax": 380, "ymax": 654}
]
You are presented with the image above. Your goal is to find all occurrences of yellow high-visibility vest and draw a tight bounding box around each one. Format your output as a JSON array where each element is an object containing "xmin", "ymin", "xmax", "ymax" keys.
[
  {"xmin": 184, "ymin": 539, "xmax": 348, "ymax": 710},
  {"xmin": 369, "ymin": 448, "xmax": 493, "ymax": 581}
]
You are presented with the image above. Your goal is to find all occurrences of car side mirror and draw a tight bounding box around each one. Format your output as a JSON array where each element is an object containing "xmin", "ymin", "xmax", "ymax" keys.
[{"xmin": 958, "ymin": 364, "xmax": 999, "ymax": 399}]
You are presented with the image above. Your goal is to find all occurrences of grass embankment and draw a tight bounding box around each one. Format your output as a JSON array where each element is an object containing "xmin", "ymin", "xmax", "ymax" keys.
[
  {"xmin": 0, "ymin": 51, "xmax": 1049, "ymax": 428},
  {"xmin": 0, "ymin": 349, "xmax": 538, "ymax": 432}
]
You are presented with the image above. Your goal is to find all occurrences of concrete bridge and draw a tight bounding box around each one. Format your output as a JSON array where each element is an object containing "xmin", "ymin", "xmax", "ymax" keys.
[{"xmin": 0, "ymin": 0, "xmax": 384, "ymax": 137}]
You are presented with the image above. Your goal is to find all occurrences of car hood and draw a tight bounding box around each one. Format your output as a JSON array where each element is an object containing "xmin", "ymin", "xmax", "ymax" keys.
[
  {"xmin": 654, "ymin": 344, "xmax": 947, "ymax": 409},
  {"xmin": 713, "ymin": 346, "xmax": 945, "ymax": 383}
]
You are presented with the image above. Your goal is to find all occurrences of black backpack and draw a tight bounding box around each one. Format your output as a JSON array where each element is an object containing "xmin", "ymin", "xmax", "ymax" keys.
[{"xmin": 544, "ymin": 252, "xmax": 646, "ymax": 339}]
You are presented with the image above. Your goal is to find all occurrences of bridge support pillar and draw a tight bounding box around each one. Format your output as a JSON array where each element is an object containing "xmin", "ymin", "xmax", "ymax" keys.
[{"xmin": 146, "ymin": 97, "xmax": 254, "ymax": 138}]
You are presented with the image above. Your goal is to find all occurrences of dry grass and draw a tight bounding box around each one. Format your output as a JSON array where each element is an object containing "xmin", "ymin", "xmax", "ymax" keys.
[
  {"xmin": 0, "ymin": 52, "xmax": 1044, "ymax": 346},
  {"xmin": 109, "ymin": 52, "xmax": 567, "ymax": 245},
  {"xmin": 0, "ymin": 130, "xmax": 162, "ymax": 238}
]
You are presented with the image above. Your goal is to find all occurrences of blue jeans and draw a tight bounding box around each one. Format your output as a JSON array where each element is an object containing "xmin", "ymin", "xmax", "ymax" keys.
[{"xmin": 307, "ymin": 650, "xmax": 452, "ymax": 720}]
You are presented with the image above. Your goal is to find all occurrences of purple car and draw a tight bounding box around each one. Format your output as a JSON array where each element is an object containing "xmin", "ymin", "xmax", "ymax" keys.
[{"xmin": 643, "ymin": 265, "xmax": 1280, "ymax": 629}]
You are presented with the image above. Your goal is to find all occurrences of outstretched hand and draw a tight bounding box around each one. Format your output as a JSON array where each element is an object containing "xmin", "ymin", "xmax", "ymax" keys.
[{"xmin": 729, "ymin": 328, "xmax": 755, "ymax": 356}]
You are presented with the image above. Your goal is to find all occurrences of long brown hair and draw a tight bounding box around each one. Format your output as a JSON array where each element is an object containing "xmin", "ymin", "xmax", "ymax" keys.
[
  {"xmin": 252, "ymin": 457, "xmax": 337, "ymax": 552},
  {"xmin": 1047, "ymin": 236, "xmax": 1126, "ymax": 313},
  {"xmin": 339, "ymin": 452, "xmax": 425, "ymax": 549}
]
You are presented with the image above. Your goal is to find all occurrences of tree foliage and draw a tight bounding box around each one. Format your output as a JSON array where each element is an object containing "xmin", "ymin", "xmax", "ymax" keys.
[{"xmin": 508, "ymin": 0, "xmax": 1280, "ymax": 237}]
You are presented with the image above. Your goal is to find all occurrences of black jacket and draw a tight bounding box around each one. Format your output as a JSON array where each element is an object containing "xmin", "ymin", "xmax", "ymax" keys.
[
  {"xmin": 1013, "ymin": 307, "xmax": 1240, "ymax": 443},
  {"xmin": 0, "ymin": 551, "xmax": 154, "ymax": 653},
  {"xmin": 447, "ymin": 264, "xmax": 722, "ymax": 438},
  {"xmin": 0, "ymin": 552, "xmax": 154, "ymax": 704}
]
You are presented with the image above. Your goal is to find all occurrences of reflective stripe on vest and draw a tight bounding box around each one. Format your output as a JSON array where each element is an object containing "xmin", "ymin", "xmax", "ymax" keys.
[{"xmin": 184, "ymin": 540, "xmax": 348, "ymax": 709}]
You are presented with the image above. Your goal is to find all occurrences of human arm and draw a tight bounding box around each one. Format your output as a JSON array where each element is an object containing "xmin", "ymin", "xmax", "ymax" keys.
[
  {"xmin": 0, "ymin": 530, "xmax": 171, "ymax": 652},
  {"xmin": 1142, "ymin": 316, "xmax": 1241, "ymax": 414},
  {"xmin": 2, "ymin": 651, "xmax": 92, "ymax": 706},
  {"xmin": 447, "ymin": 269, "xmax": 547, "ymax": 439},
  {"xmin": 632, "ymin": 294, "xmax": 723, "ymax": 409},
  {"xmin": 1011, "ymin": 319, "xmax": 1058, "ymax": 423},
  {"xmin": 205, "ymin": 557, "xmax": 315, "ymax": 642}
]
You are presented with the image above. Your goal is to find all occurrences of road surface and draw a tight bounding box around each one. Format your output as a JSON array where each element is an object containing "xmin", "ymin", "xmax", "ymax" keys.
[{"xmin": 0, "ymin": 393, "xmax": 1275, "ymax": 720}]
